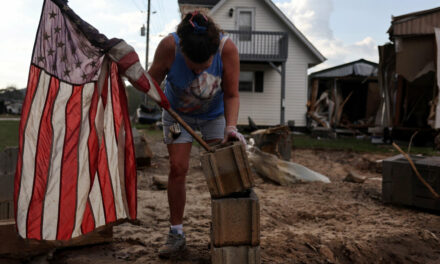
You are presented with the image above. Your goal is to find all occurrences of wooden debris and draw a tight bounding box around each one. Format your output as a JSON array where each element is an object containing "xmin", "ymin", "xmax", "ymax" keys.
[{"xmin": 250, "ymin": 125, "xmax": 291, "ymax": 161}]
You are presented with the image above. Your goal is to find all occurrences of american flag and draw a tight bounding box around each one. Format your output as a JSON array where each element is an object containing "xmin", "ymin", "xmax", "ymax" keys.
[{"xmin": 14, "ymin": 0, "xmax": 169, "ymax": 240}]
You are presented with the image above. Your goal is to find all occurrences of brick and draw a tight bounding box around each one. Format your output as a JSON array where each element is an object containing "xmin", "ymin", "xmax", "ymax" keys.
[
  {"xmin": 201, "ymin": 142, "xmax": 254, "ymax": 198},
  {"xmin": 211, "ymin": 245, "xmax": 260, "ymax": 264},
  {"xmin": 211, "ymin": 189, "xmax": 259, "ymax": 247}
]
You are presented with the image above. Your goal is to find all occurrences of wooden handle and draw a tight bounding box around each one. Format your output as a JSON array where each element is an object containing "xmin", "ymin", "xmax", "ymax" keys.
[{"xmin": 165, "ymin": 108, "xmax": 212, "ymax": 152}]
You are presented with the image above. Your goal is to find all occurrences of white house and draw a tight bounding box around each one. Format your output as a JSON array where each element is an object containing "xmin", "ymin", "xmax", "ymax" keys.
[{"xmin": 178, "ymin": 0, "xmax": 325, "ymax": 127}]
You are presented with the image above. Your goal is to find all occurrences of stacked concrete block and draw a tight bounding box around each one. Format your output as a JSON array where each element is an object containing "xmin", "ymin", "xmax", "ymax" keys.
[
  {"xmin": 201, "ymin": 142, "xmax": 260, "ymax": 264},
  {"xmin": 0, "ymin": 147, "xmax": 18, "ymax": 220}
]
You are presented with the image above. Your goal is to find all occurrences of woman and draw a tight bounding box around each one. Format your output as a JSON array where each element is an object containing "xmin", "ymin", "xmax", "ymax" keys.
[{"xmin": 148, "ymin": 11, "xmax": 245, "ymax": 258}]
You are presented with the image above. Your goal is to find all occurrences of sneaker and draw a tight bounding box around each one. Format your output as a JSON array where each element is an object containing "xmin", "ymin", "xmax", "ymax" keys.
[{"xmin": 158, "ymin": 228, "xmax": 186, "ymax": 258}]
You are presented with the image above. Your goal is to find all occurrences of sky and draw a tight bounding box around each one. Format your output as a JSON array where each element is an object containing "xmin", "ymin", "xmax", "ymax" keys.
[{"xmin": 0, "ymin": 0, "xmax": 439, "ymax": 89}]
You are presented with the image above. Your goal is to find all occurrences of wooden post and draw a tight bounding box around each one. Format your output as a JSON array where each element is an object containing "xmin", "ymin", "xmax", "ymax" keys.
[
  {"xmin": 394, "ymin": 75, "xmax": 404, "ymax": 126},
  {"xmin": 310, "ymin": 78, "xmax": 319, "ymax": 112}
]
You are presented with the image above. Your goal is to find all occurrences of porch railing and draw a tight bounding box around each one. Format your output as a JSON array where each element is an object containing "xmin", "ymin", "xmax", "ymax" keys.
[{"xmin": 225, "ymin": 30, "xmax": 288, "ymax": 62}]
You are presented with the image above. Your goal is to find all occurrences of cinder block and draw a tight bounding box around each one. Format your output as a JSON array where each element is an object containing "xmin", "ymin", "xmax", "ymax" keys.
[
  {"xmin": 0, "ymin": 200, "xmax": 13, "ymax": 220},
  {"xmin": 383, "ymin": 155, "xmax": 440, "ymax": 211},
  {"xmin": 212, "ymin": 245, "xmax": 260, "ymax": 264},
  {"xmin": 201, "ymin": 142, "xmax": 254, "ymax": 198},
  {"xmin": 0, "ymin": 147, "xmax": 17, "ymax": 221},
  {"xmin": 211, "ymin": 189, "xmax": 259, "ymax": 247}
]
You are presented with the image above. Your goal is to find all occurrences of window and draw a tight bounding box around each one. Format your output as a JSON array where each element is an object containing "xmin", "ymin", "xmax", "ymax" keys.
[
  {"xmin": 237, "ymin": 9, "xmax": 254, "ymax": 41},
  {"xmin": 239, "ymin": 71, "xmax": 253, "ymax": 92},
  {"xmin": 239, "ymin": 71, "xmax": 264, "ymax": 93}
]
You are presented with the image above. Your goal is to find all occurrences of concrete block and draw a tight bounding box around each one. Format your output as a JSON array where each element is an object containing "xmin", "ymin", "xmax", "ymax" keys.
[
  {"xmin": 212, "ymin": 245, "xmax": 260, "ymax": 264},
  {"xmin": 0, "ymin": 200, "xmax": 13, "ymax": 220},
  {"xmin": 383, "ymin": 155, "xmax": 440, "ymax": 211},
  {"xmin": 211, "ymin": 189, "xmax": 259, "ymax": 247},
  {"xmin": 0, "ymin": 147, "xmax": 17, "ymax": 220},
  {"xmin": 201, "ymin": 142, "xmax": 254, "ymax": 198}
]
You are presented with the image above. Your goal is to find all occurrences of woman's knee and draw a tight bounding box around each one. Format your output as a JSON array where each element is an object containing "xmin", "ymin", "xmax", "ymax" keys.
[{"xmin": 169, "ymin": 160, "xmax": 189, "ymax": 179}]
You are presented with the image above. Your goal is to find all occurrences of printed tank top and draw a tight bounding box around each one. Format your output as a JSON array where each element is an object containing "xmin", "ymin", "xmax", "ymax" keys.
[{"xmin": 164, "ymin": 32, "xmax": 228, "ymax": 120}]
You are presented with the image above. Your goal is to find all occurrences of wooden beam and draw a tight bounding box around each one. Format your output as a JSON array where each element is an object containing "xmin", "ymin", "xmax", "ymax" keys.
[
  {"xmin": 310, "ymin": 79, "xmax": 319, "ymax": 112},
  {"xmin": 0, "ymin": 219, "xmax": 113, "ymax": 259},
  {"xmin": 394, "ymin": 75, "xmax": 404, "ymax": 126}
]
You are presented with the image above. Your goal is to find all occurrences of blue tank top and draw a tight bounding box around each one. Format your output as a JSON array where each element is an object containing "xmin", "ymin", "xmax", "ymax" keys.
[{"xmin": 164, "ymin": 33, "xmax": 225, "ymax": 120}]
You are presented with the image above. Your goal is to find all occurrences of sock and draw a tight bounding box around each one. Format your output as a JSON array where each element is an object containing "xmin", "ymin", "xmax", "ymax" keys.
[{"xmin": 171, "ymin": 224, "xmax": 183, "ymax": 235}]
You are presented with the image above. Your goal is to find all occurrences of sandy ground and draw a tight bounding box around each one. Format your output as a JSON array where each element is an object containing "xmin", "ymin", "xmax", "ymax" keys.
[{"xmin": 8, "ymin": 133, "xmax": 440, "ymax": 264}]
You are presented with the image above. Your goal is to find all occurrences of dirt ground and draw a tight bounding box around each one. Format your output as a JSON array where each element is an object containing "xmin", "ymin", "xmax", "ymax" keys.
[{"xmin": 10, "ymin": 133, "xmax": 440, "ymax": 264}]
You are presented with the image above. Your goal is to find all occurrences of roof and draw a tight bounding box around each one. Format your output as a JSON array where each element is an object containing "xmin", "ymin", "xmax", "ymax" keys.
[
  {"xmin": 208, "ymin": 0, "xmax": 326, "ymax": 64},
  {"xmin": 177, "ymin": 0, "xmax": 221, "ymax": 6},
  {"xmin": 388, "ymin": 6, "xmax": 440, "ymax": 37},
  {"xmin": 309, "ymin": 59, "xmax": 378, "ymax": 79}
]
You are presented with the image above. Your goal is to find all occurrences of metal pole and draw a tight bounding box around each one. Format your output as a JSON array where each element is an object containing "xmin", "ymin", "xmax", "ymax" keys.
[
  {"xmin": 144, "ymin": 0, "xmax": 151, "ymax": 105},
  {"xmin": 146, "ymin": 0, "xmax": 150, "ymax": 68}
]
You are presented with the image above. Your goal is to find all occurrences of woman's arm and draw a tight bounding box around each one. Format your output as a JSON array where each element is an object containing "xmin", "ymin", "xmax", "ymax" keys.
[
  {"xmin": 148, "ymin": 34, "xmax": 175, "ymax": 84},
  {"xmin": 221, "ymin": 39, "xmax": 240, "ymax": 127}
]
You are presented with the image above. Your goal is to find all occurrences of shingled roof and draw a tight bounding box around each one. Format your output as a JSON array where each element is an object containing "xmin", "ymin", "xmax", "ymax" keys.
[{"xmin": 177, "ymin": 0, "xmax": 221, "ymax": 6}]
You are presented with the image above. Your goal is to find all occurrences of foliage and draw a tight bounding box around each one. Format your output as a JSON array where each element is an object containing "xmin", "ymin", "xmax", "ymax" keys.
[
  {"xmin": 0, "ymin": 120, "xmax": 19, "ymax": 151},
  {"xmin": 292, "ymin": 134, "xmax": 440, "ymax": 156}
]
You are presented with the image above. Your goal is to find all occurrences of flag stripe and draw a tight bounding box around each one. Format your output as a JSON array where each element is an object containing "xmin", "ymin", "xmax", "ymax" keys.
[
  {"xmin": 81, "ymin": 83, "xmax": 100, "ymax": 234},
  {"xmin": 111, "ymin": 63, "xmax": 123, "ymax": 144},
  {"xmin": 42, "ymin": 81, "xmax": 73, "ymax": 240},
  {"xmin": 27, "ymin": 76, "xmax": 60, "ymax": 239},
  {"xmin": 17, "ymin": 70, "xmax": 51, "ymax": 237},
  {"xmin": 89, "ymin": 171, "xmax": 106, "ymax": 227},
  {"xmin": 81, "ymin": 199, "xmax": 95, "ymax": 234},
  {"xmin": 72, "ymin": 83, "xmax": 95, "ymax": 237},
  {"xmin": 15, "ymin": 66, "xmax": 41, "ymax": 224},
  {"xmin": 117, "ymin": 52, "xmax": 139, "ymax": 73},
  {"xmin": 105, "ymin": 73, "xmax": 127, "ymax": 220},
  {"xmin": 57, "ymin": 85, "xmax": 83, "ymax": 240},
  {"xmin": 97, "ymin": 137, "xmax": 117, "ymax": 223},
  {"xmin": 118, "ymin": 75, "xmax": 137, "ymax": 218}
]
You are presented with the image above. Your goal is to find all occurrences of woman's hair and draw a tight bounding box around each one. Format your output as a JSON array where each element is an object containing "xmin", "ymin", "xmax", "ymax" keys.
[{"xmin": 176, "ymin": 11, "xmax": 221, "ymax": 63}]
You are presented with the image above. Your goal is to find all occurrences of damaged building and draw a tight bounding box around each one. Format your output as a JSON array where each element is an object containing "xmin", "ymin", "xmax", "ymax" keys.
[
  {"xmin": 308, "ymin": 59, "xmax": 379, "ymax": 131},
  {"xmin": 375, "ymin": 7, "xmax": 440, "ymax": 144}
]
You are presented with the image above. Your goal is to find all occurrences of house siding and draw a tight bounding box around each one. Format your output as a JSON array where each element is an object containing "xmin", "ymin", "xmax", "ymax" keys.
[{"xmin": 210, "ymin": 0, "xmax": 319, "ymax": 126}]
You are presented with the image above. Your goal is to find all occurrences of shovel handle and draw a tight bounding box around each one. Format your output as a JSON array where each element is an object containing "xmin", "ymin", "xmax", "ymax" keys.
[{"xmin": 165, "ymin": 108, "xmax": 213, "ymax": 152}]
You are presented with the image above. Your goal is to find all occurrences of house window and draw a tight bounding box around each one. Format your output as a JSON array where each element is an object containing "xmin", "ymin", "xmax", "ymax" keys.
[
  {"xmin": 239, "ymin": 71, "xmax": 264, "ymax": 93},
  {"xmin": 237, "ymin": 9, "xmax": 254, "ymax": 41}
]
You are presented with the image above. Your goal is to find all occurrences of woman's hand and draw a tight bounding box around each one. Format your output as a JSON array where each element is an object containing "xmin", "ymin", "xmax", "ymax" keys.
[{"xmin": 221, "ymin": 126, "xmax": 246, "ymax": 145}]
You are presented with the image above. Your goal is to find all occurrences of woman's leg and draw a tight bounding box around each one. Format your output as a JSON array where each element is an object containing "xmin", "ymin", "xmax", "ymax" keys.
[{"xmin": 167, "ymin": 142, "xmax": 192, "ymax": 225}]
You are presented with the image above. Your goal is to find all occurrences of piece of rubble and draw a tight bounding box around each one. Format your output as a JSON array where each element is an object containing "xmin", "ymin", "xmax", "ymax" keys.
[
  {"xmin": 343, "ymin": 171, "xmax": 366, "ymax": 183},
  {"xmin": 247, "ymin": 146, "xmax": 330, "ymax": 185},
  {"xmin": 152, "ymin": 175, "xmax": 168, "ymax": 190}
]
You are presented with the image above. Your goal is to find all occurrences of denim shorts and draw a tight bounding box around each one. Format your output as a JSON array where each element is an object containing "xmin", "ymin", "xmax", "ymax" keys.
[{"xmin": 162, "ymin": 110, "xmax": 225, "ymax": 144}]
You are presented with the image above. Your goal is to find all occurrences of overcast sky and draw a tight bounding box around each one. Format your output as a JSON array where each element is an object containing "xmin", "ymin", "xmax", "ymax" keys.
[{"xmin": 1, "ymin": 0, "xmax": 439, "ymax": 89}]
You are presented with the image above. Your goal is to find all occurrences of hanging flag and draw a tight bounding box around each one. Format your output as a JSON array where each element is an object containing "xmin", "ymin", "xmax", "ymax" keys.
[{"xmin": 14, "ymin": 0, "xmax": 169, "ymax": 240}]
